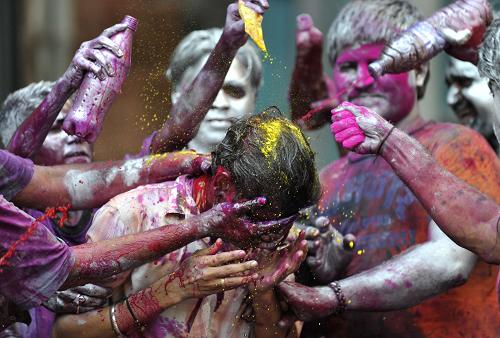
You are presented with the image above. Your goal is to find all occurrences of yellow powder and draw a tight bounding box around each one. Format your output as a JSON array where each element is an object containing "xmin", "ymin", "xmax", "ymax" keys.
[
  {"xmin": 144, "ymin": 150, "xmax": 197, "ymax": 167},
  {"xmin": 238, "ymin": 0, "xmax": 267, "ymax": 53},
  {"xmin": 259, "ymin": 120, "xmax": 283, "ymax": 159}
]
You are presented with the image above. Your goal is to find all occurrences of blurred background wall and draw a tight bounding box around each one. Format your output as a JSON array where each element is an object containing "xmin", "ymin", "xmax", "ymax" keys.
[{"xmin": 0, "ymin": 0, "xmax": 482, "ymax": 168}]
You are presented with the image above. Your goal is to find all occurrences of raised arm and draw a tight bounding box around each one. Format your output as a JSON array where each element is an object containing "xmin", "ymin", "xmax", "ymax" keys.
[
  {"xmin": 6, "ymin": 23, "xmax": 127, "ymax": 158},
  {"xmin": 150, "ymin": 0, "xmax": 269, "ymax": 153},
  {"xmin": 289, "ymin": 14, "xmax": 331, "ymax": 130},
  {"xmin": 13, "ymin": 151, "xmax": 209, "ymax": 210},
  {"xmin": 331, "ymin": 102, "xmax": 500, "ymax": 263}
]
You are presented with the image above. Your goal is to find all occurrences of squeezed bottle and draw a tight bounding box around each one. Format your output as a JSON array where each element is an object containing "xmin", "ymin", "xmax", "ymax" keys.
[
  {"xmin": 63, "ymin": 15, "xmax": 138, "ymax": 143},
  {"xmin": 369, "ymin": 0, "xmax": 491, "ymax": 78}
]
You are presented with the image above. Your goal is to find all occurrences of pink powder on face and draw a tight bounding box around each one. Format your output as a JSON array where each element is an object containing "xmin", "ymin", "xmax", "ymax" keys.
[{"xmin": 333, "ymin": 43, "xmax": 416, "ymax": 124}]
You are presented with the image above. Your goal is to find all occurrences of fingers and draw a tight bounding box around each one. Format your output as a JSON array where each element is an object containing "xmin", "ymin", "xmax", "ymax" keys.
[
  {"xmin": 342, "ymin": 134, "xmax": 366, "ymax": 149},
  {"xmin": 297, "ymin": 14, "xmax": 313, "ymax": 31},
  {"xmin": 88, "ymin": 49, "xmax": 115, "ymax": 77},
  {"xmin": 232, "ymin": 197, "xmax": 267, "ymax": 216},
  {"xmin": 101, "ymin": 23, "xmax": 128, "ymax": 38},
  {"xmin": 75, "ymin": 55, "xmax": 104, "ymax": 80},
  {"xmin": 193, "ymin": 238, "xmax": 223, "ymax": 257},
  {"xmin": 334, "ymin": 126, "xmax": 364, "ymax": 143},
  {"xmin": 72, "ymin": 284, "xmax": 112, "ymax": 298},
  {"xmin": 207, "ymin": 274, "xmax": 258, "ymax": 291},
  {"xmin": 441, "ymin": 27, "xmax": 472, "ymax": 45},
  {"xmin": 96, "ymin": 35, "xmax": 123, "ymax": 57},
  {"xmin": 242, "ymin": 0, "xmax": 266, "ymax": 14},
  {"xmin": 314, "ymin": 216, "xmax": 330, "ymax": 233},
  {"xmin": 206, "ymin": 260, "xmax": 258, "ymax": 278},
  {"xmin": 304, "ymin": 226, "xmax": 320, "ymax": 239},
  {"xmin": 203, "ymin": 249, "xmax": 247, "ymax": 266},
  {"xmin": 331, "ymin": 117, "xmax": 358, "ymax": 133},
  {"xmin": 343, "ymin": 234, "xmax": 356, "ymax": 251}
]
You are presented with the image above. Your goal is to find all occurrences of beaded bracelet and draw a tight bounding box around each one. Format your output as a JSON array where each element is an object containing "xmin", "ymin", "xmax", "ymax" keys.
[{"xmin": 329, "ymin": 281, "xmax": 347, "ymax": 315}]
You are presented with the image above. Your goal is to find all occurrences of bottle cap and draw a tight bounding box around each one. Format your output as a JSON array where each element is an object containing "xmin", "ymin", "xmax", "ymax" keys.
[{"xmin": 123, "ymin": 15, "xmax": 138, "ymax": 32}]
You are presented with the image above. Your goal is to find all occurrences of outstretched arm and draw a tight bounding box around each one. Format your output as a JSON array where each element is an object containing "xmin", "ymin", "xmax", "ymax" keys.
[
  {"xmin": 13, "ymin": 151, "xmax": 209, "ymax": 210},
  {"xmin": 331, "ymin": 102, "xmax": 500, "ymax": 263},
  {"xmin": 279, "ymin": 221, "xmax": 476, "ymax": 319},
  {"xmin": 289, "ymin": 14, "xmax": 330, "ymax": 130},
  {"xmin": 150, "ymin": 0, "xmax": 269, "ymax": 153},
  {"xmin": 7, "ymin": 23, "xmax": 127, "ymax": 158}
]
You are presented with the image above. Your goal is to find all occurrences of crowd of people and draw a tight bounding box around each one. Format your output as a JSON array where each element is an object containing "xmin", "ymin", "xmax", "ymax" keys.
[{"xmin": 0, "ymin": 0, "xmax": 499, "ymax": 337}]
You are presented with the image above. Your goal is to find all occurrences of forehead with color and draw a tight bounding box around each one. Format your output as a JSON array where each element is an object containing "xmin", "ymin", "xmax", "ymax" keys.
[{"xmin": 446, "ymin": 59, "xmax": 481, "ymax": 80}]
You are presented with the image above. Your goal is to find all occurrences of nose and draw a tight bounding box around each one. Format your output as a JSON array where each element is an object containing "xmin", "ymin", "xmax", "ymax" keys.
[
  {"xmin": 62, "ymin": 118, "xmax": 97, "ymax": 144},
  {"xmin": 212, "ymin": 90, "xmax": 230, "ymax": 110},
  {"xmin": 353, "ymin": 64, "xmax": 375, "ymax": 90},
  {"xmin": 447, "ymin": 85, "xmax": 460, "ymax": 106}
]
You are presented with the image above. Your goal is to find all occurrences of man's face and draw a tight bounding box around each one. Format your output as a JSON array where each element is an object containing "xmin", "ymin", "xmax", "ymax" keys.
[
  {"xmin": 489, "ymin": 82, "xmax": 500, "ymax": 146},
  {"xmin": 174, "ymin": 56, "xmax": 257, "ymax": 153},
  {"xmin": 446, "ymin": 58, "xmax": 495, "ymax": 137},
  {"xmin": 333, "ymin": 43, "xmax": 417, "ymax": 124},
  {"xmin": 33, "ymin": 99, "xmax": 93, "ymax": 166}
]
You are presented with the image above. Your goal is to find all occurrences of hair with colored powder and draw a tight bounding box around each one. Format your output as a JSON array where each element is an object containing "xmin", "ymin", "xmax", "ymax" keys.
[
  {"xmin": 166, "ymin": 28, "xmax": 263, "ymax": 93},
  {"xmin": 326, "ymin": 0, "xmax": 424, "ymax": 65},
  {"xmin": 0, "ymin": 81, "xmax": 55, "ymax": 148},
  {"xmin": 212, "ymin": 106, "xmax": 321, "ymax": 218},
  {"xmin": 478, "ymin": 18, "xmax": 500, "ymax": 87}
]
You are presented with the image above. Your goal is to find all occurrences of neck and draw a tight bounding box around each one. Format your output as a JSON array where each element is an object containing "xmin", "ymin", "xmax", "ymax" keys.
[{"xmin": 192, "ymin": 174, "xmax": 214, "ymax": 212}]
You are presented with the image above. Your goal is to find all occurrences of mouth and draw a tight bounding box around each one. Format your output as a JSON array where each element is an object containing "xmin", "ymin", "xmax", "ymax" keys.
[
  {"xmin": 451, "ymin": 100, "xmax": 477, "ymax": 127},
  {"xmin": 205, "ymin": 118, "xmax": 235, "ymax": 129},
  {"xmin": 64, "ymin": 151, "xmax": 91, "ymax": 163}
]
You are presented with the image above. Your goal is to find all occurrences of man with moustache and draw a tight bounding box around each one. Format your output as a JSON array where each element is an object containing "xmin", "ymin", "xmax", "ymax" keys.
[
  {"xmin": 446, "ymin": 57, "xmax": 499, "ymax": 153},
  {"xmin": 279, "ymin": 1, "xmax": 500, "ymax": 337}
]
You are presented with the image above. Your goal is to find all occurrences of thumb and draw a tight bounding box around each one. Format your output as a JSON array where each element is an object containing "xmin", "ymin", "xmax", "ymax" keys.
[{"xmin": 194, "ymin": 238, "xmax": 223, "ymax": 257}]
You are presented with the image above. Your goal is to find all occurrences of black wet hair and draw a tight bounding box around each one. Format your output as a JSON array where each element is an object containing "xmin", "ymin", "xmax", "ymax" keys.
[{"xmin": 212, "ymin": 106, "xmax": 321, "ymax": 218}]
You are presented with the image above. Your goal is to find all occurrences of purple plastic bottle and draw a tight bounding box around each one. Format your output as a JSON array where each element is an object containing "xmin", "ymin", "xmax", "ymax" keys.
[{"xmin": 63, "ymin": 15, "xmax": 138, "ymax": 143}]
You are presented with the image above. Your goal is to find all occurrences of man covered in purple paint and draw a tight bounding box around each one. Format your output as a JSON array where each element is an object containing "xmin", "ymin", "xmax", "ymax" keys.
[{"xmin": 279, "ymin": 1, "xmax": 500, "ymax": 337}]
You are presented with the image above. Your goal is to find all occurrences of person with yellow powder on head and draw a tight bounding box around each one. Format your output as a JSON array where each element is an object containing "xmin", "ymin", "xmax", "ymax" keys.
[{"xmin": 52, "ymin": 107, "xmax": 321, "ymax": 338}]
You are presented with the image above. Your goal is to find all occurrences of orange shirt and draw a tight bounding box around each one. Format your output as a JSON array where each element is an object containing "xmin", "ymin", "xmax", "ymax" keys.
[{"xmin": 313, "ymin": 119, "xmax": 500, "ymax": 337}]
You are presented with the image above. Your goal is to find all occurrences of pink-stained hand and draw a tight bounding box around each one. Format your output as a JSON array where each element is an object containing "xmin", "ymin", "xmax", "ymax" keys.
[
  {"xmin": 197, "ymin": 198, "xmax": 297, "ymax": 249},
  {"xmin": 248, "ymin": 231, "xmax": 308, "ymax": 296},
  {"xmin": 223, "ymin": 0, "xmax": 269, "ymax": 49},
  {"xmin": 277, "ymin": 281, "xmax": 337, "ymax": 322},
  {"xmin": 43, "ymin": 284, "xmax": 112, "ymax": 314},
  {"xmin": 331, "ymin": 101, "xmax": 393, "ymax": 154},
  {"xmin": 62, "ymin": 23, "xmax": 127, "ymax": 88}
]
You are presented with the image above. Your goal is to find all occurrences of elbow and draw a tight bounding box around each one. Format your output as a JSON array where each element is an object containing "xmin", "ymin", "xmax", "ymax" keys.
[{"xmin": 440, "ymin": 259, "xmax": 474, "ymax": 289}]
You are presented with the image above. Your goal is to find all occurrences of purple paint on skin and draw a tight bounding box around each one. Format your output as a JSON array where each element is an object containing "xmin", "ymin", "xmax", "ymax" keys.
[
  {"xmin": 63, "ymin": 16, "xmax": 138, "ymax": 144},
  {"xmin": 333, "ymin": 43, "xmax": 416, "ymax": 124}
]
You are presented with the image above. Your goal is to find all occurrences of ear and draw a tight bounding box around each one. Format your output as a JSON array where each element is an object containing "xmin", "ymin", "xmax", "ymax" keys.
[
  {"xmin": 213, "ymin": 166, "xmax": 237, "ymax": 203},
  {"xmin": 414, "ymin": 62, "xmax": 430, "ymax": 100}
]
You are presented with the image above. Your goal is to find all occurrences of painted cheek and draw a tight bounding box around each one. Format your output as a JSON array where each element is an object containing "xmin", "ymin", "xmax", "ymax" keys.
[{"xmin": 379, "ymin": 72, "xmax": 415, "ymax": 118}]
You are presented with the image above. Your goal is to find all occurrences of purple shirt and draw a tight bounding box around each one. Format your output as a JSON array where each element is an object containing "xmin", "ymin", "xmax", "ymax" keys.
[
  {"xmin": 0, "ymin": 150, "xmax": 34, "ymax": 201},
  {"xmin": 0, "ymin": 197, "xmax": 74, "ymax": 310}
]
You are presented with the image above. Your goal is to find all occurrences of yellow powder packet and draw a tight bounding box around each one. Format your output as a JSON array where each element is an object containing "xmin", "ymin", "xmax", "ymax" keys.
[{"xmin": 238, "ymin": 0, "xmax": 267, "ymax": 52}]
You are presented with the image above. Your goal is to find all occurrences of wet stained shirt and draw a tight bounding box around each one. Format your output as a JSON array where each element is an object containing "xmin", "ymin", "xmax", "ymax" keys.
[
  {"xmin": 312, "ymin": 119, "xmax": 500, "ymax": 338},
  {"xmin": 87, "ymin": 175, "xmax": 253, "ymax": 338}
]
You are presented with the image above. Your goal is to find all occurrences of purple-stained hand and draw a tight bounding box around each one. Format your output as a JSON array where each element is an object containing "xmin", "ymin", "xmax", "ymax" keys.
[
  {"xmin": 303, "ymin": 216, "xmax": 356, "ymax": 284},
  {"xmin": 223, "ymin": 0, "xmax": 269, "ymax": 49},
  {"xmin": 277, "ymin": 281, "xmax": 337, "ymax": 321},
  {"xmin": 196, "ymin": 198, "xmax": 297, "ymax": 249},
  {"xmin": 43, "ymin": 284, "xmax": 112, "ymax": 314},
  {"xmin": 248, "ymin": 231, "xmax": 307, "ymax": 296},
  {"xmin": 61, "ymin": 23, "xmax": 127, "ymax": 89},
  {"xmin": 331, "ymin": 101, "xmax": 393, "ymax": 154}
]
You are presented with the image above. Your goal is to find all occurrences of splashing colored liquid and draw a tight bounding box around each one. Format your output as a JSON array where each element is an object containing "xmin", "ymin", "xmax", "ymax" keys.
[{"xmin": 0, "ymin": 204, "xmax": 71, "ymax": 272}]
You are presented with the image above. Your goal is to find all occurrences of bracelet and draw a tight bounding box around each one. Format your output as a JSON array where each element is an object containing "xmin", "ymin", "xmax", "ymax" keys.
[
  {"xmin": 125, "ymin": 297, "xmax": 146, "ymax": 333},
  {"xmin": 376, "ymin": 125, "xmax": 396, "ymax": 155},
  {"xmin": 110, "ymin": 304, "xmax": 126, "ymax": 337},
  {"xmin": 329, "ymin": 282, "xmax": 347, "ymax": 315}
]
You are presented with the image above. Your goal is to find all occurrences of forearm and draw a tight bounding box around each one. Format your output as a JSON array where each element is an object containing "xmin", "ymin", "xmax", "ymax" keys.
[
  {"xmin": 289, "ymin": 51, "xmax": 329, "ymax": 130},
  {"xmin": 7, "ymin": 77, "xmax": 73, "ymax": 158},
  {"xmin": 53, "ymin": 283, "xmax": 182, "ymax": 338},
  {"xmin": 63, "ymin": 219, "xmax": 203, "ymax": 288},
  {"xmin": 14, "ymin": 152, "xmax": 201, "ymax": 210},
  {"xmin": 381, "ymin": 129, "xmax": 500, "ymax": 263},
  {"xmin": 253, "ymin": 290, "xmax": 289, "ymax": 338},
  {"xmin": 338, "ymin": 241, "xmax": 475, "ymax": 311},
  {"xmin": 151, "ymin": 35, "xmax": 239, "ymax": 153}
]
